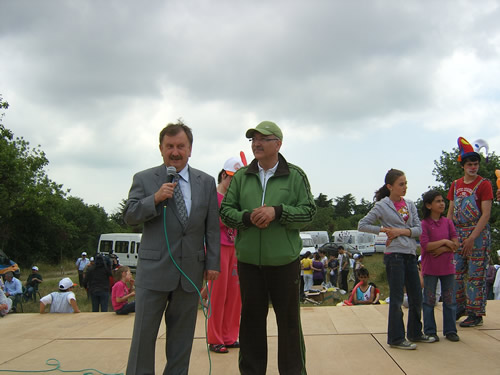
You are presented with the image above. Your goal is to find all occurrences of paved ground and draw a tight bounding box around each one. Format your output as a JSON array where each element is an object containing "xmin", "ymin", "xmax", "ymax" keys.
[{"xmin": 1, "ymin": 301, "xmax": 499, "ymax": 374}]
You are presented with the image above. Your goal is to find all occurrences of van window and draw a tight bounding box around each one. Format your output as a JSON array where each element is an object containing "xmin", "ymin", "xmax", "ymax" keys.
[
  {"xmin": 130, "ymin": 241, "xmax": 136, "ymax": 255},
  {"xmin": 137, "ymin": 242, "xmax": 140, "ymax": 253},
  {"xmin": 100, "ymin": 240, "xmax": 113, "ymax": 253},
  {"xmin": 115, "ymin": 241, "xmax": 129, "ymax": 254}
]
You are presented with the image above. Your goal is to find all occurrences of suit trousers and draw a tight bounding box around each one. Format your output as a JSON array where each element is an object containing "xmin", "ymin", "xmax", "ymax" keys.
[
  {"xmin": 126, "ymin": 285, "xmax": 199, "ymax": 375},
  {"xmin": 237, "ymin": 259, "xmax": 307, "ymax": 375}
]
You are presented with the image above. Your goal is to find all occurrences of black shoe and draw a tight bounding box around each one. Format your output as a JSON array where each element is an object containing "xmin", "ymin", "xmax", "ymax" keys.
[
  {"xmin": 460, "ymin": 315, "xmax": 483, "ymax": 327},
  {"xmin": 445, "ymin": 332, "xmax": 460, "ymax": 342},
  {"xmin": 456, "ymin": 308, "xmax": 466, "ymax": 321}
]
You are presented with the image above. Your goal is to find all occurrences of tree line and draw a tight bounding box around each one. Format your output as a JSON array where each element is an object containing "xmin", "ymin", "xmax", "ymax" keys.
[
  {"xmin": 2, "ymin": 94, "xmax": 499, "ymax": 266},
  {"xmin": 0, "ymin": 95, "xmax": 137, "ymax": 266}
]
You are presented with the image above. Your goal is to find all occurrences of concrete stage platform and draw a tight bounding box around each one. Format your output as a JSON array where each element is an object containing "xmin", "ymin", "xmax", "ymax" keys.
[{"xmin": 1, "ymin": 301, "xmax": 499, "ymax": 374}]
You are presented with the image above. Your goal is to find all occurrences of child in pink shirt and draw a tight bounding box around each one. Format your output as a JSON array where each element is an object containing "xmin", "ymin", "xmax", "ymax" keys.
[
  {"xmin": 111, "ymin": 266, "xmax": 135, "ymax": 315},
  {"xmin": 420, "ymin": 190, "xmax": 459, "ymax": 342}
]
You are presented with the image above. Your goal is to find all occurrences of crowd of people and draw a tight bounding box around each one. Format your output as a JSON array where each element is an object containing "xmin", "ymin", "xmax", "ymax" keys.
[{"xmin": 0, "ymin": 251, "xmax": 137, "ymax": 316}]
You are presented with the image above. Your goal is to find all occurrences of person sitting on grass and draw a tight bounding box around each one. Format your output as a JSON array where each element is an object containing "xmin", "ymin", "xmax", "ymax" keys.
[
  {"xmin": 353, "ymin": 268, "xmax": 375, "ymax": 305},
  {"xmin": 40, "ymin": 277, "xmax": 80, "ymax": 314},
  {"xmin": 111, "ymin": 266, "xmax": 136, "ymax": 315},
  {"xmin": 24, "ymin": 266, "xmax": 43, "ymax": 302},
  {"xmin": 0, "ymin": 288, "xmax": 12, "ymax": 317}
]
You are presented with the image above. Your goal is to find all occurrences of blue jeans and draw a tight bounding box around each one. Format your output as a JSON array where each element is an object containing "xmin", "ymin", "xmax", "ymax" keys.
[
  {"xmin": 384, "ymin": 253, "xmax": 423, "ymax": 344},
  {"xmin": 116, "ymin": 301, "xmax": 136, "ymax": 315},
  {"xmin": 303, "ymin": 274, "xmax": 313, "ymax": 292},
  {"xmin": 423, "ymin": 274, "xmax": 456, "ymax": 335},
  {"xmin": 91, "ymin": 291, "xmax": 109, "ymax": 312}
]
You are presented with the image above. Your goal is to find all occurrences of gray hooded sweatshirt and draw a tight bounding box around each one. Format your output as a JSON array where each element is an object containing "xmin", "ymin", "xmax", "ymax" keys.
[{"xmin": 358, "ymin": 197, "xmax": 421, "ymax": 255}]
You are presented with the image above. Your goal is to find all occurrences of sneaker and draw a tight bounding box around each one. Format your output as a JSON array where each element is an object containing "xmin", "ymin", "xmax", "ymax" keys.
[
  {"xmin": 459, "ymin": 315, "xmax": 483, "ymax": 327},
  {"xmin": 409, "ymin": 334, "xmax": 436, "ymax": 343},
  {"xmin": 445, "ymin": 332, "xmax": 460, "ymax": 342},
  {"xmin": 390, "ymin": 340, "xmax": 417, "ymax": 350},
  {"xmin": 428, "ymin": 334, "xmax": 440, "ymax": 342}
]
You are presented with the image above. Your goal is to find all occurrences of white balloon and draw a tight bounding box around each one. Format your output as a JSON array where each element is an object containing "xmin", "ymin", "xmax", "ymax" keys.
[{"xmin": 473, "ymin": 138, "xmax": 489, "ymax": 155}]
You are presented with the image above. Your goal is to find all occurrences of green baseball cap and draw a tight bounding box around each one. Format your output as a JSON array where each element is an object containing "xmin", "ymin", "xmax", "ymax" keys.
[{"xmin": 245, "ymin": 121, "xmax": 283, "ymax": 140}]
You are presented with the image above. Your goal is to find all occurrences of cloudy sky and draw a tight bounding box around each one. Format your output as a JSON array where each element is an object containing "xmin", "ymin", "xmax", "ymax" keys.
[{"xmin": 2, "ymin": 0, "xmax": 500, "ymax": 214}]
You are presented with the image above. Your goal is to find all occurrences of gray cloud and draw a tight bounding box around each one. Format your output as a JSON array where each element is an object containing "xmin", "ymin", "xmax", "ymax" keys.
[{"xmin": 1, "ymin": 0, "xmax": 500, "ymax": 211}]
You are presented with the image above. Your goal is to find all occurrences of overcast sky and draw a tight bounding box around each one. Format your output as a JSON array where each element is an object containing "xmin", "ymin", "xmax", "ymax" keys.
[{"xmin": 2, "ymin": 0, "xmax": 500, "ymax": 214}]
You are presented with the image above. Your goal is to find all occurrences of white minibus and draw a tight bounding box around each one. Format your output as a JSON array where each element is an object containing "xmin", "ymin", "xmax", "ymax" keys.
[
  {"xmin": 97, "ymin": 233, "xmax": 142, "ymax": 269},
  {"xmin": 332, "ymin": 230, "xmax": 376, "ymax": 254}
]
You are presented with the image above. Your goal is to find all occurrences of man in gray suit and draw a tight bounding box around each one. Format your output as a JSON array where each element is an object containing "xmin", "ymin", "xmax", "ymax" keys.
[{"xmin": 124, "ymin": 121, "xmax": 220, "ymax": 375}]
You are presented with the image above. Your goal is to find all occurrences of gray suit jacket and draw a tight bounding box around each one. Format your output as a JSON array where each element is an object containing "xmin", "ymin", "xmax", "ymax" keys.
[{"xmin": 124, "ymin": 164, "xmax": 220, "ymax": 292}]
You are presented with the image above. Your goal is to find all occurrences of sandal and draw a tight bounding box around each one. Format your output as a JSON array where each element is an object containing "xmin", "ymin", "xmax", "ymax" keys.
[
  {"xmin": 209, "ymin": 344, "xmax": 228, "ymax": 353},
  {"xmin": 226, "ymin": 341, "xmax": 240, "ymax": 348}
]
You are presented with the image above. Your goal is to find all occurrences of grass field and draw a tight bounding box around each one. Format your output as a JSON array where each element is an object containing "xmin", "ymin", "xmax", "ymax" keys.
[
  {"xmin": 300, "ymin": 252, "xmax": 389, "ymax": 306},
  {"xmin": 13, "ymin": 253, "xmax": 391, "ymax": 312},
  {"xmin": 13, "ymin": 260, "xmax": 95, "ymax": 313}
]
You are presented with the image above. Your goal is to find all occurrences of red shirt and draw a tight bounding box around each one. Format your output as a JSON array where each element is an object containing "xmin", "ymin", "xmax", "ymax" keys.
[{"xmin": 447, "ymin": 176, "xmax": 493, "ymax": 213}]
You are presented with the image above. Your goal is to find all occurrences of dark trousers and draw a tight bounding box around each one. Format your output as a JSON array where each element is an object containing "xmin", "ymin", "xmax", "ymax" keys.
[
  {"xmin": 116, "ymin": 301, "xmax": 136, "ymax": 315},
  {"xmin": 340, "ymin": 269, "xmax": 349, "ymax": 291},
  {"xmin": 126, "ymin": 286, "xmax": 199, "ymax": 375},
  {"xmin": 238, "ymin": 259, "xmax": 307, "ymax": 375},
  {"xmin": 78, "ymin": 270, "xmax": 85, "ymax": 287},
  {"xmin": 90, "ymin": 291, "xmax": 109, "ymax": 312},
  {"xmin": 384, "ymin": 253, "xmax": 423, "ymax": 345}
]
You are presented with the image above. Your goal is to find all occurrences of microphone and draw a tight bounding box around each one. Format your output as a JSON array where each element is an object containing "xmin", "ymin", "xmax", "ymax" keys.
[{"xmin": 166, "ymin": 166, "xmax": 177, "ymax": 183}]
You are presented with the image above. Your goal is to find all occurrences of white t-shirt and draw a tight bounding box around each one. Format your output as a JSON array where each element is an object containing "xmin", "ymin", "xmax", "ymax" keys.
[{"xmin": 40, "ymin": 291, "xmax": 76, "ymax": 313}]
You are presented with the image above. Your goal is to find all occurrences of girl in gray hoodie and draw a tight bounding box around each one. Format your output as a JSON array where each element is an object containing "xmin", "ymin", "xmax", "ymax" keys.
[{"xmin": 358, "ymin": 169, "xmax": 436, "ymax": 350}]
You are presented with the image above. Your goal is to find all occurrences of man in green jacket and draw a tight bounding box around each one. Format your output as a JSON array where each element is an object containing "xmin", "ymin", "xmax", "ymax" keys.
[{"xmin": 220, "ymin": 121, "xmax": 316, "ymax": 375}]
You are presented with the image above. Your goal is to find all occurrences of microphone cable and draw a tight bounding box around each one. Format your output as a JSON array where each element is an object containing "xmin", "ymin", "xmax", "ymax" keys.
[{"xmin": 162, "ymin": 204, "xmax": 215, "ymax": 374}]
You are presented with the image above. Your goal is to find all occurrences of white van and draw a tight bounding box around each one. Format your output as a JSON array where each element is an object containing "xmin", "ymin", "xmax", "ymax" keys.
[
  {"xmin": 299, "ymin": 233, "xmax": 317, "ymax": 256},
  {"xmin": 97, "ymin": 233, "xmax": 142, "ymax": 269},
  {"xmin": 375, "ymin": 233, "xmax": 388, "ymax": 253},
  {"xmin": 332, "ymin": 230, "xmax": 376, "ymax": 254},
  {"xmin": 301, "ymin": 231, "xmax": 329, "ymax": 247}
]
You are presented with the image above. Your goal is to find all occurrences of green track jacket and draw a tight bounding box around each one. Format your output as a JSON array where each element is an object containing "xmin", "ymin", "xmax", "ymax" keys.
[{"xmin": 220, "ymin": 153, "xmax": 316, "ymax": 266}]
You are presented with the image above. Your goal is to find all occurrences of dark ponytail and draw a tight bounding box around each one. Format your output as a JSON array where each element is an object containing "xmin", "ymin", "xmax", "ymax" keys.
[{"xmin": 374, "ymin": 169, "xmax": 405, "ymax": 201}]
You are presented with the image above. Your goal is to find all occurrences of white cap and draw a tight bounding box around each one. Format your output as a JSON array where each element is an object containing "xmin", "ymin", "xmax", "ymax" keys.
[
  {"xmin": 59, "ymin": 277, "xmax": 76, "ymax": 290},
  {"xmin": 32, "ymin": 266, "xmax": 39, "ymax": 271},
  {"xmin": 90, "ymin": 257, "xmax": 94, "ymax": 261},
  {"xmin": 82, "ymin": 252, "xmax": 87, "ymax": 256},
  {"xmin": 223, "ymin": 157, "xmax": 243, "ymax": 176},
  {"xmin": 353, "ymin": 254, "xmax": 359, "ymax": 259}
]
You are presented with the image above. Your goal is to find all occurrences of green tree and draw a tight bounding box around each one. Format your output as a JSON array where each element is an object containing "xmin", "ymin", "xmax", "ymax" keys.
[
  {"xmin": 0, "ymin": 96, "xmax": 66, "ymax": 252},
  {"xmin": 109, "ymin": 198, "xmax": 143, "ymax": 233},
  {"xmin": 333, "ymin": 194, "xmax": 357, "ymax": 218},
  {"xmin": 353, "ymin": 198, "xmax": 373, "ymax": 216},
  {"xmin": 314, "ymin": 193, "xmax": 333, "ymax": 208},
  {"xmin": 0, "ymin": 95, "xmax": 122, "ymax": 265}
]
